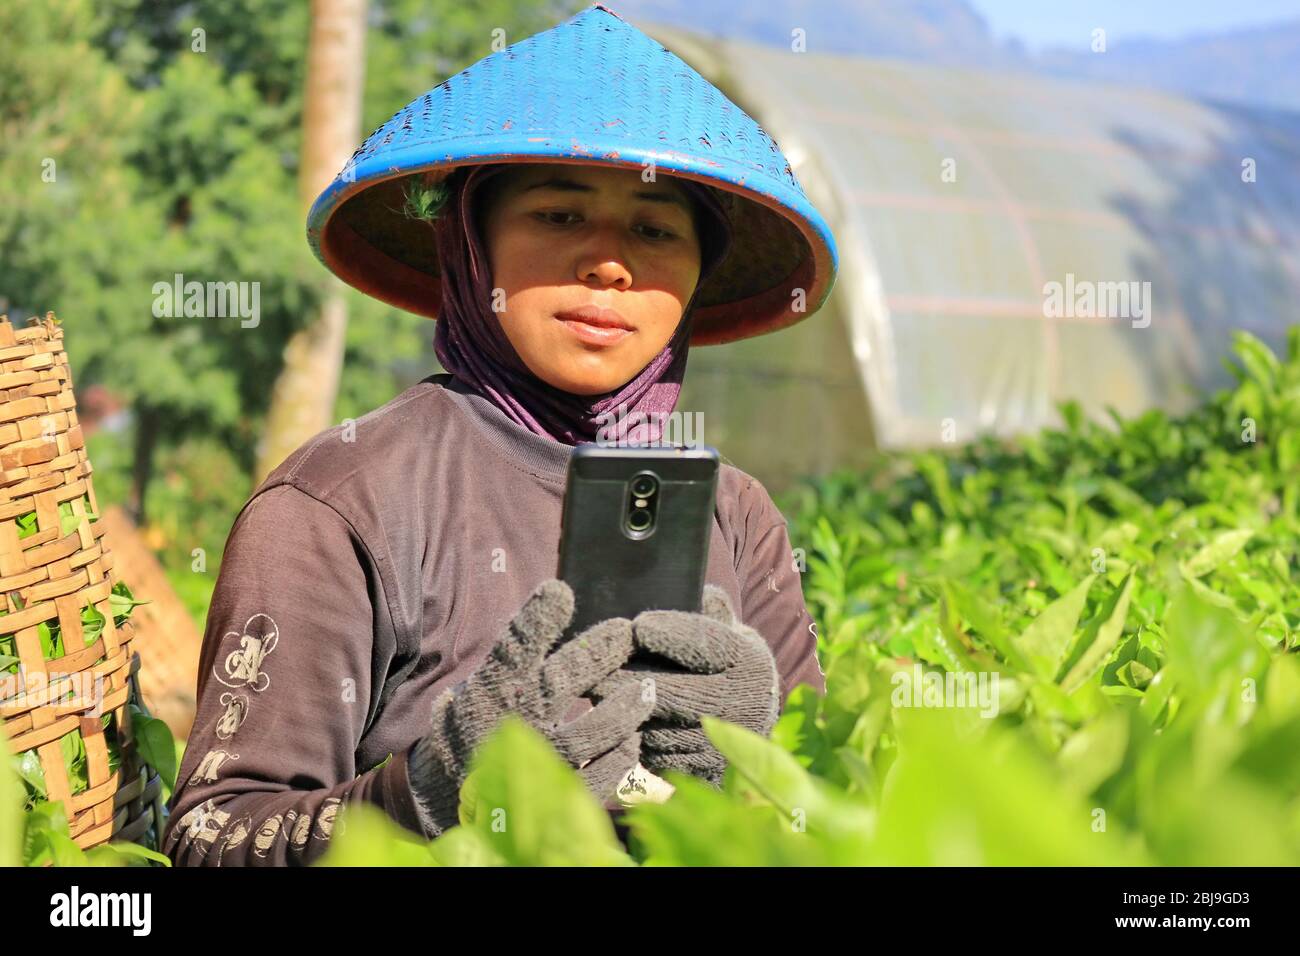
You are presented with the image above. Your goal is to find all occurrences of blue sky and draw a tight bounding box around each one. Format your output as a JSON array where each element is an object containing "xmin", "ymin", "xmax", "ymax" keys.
[{"xmin": 966, "ymin": 0, "xmax": 1300, "ymax": 50}]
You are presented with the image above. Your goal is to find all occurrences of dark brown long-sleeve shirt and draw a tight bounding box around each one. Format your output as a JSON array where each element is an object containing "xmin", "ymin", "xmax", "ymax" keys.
[{"xmin": 162, "ymin": 372, "xmax": 825, "ymax": 865}]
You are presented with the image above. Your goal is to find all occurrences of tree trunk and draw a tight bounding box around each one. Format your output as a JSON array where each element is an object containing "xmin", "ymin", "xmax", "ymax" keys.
[
  {"xmin": 130, "ymin": 405, "xmax": 159, "ymax": 525},
  {"xmin": 255, "ymin": 0, "xmax": 367, "ymax": 484}
]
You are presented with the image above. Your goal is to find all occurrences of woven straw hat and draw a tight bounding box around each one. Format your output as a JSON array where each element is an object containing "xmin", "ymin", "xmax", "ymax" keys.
[{"xmin": 306, "ymin": 3, "xmax": 838, "ymax": 345}]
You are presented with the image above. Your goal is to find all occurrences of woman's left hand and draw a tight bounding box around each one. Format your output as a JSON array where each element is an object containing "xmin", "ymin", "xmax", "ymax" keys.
[{"xmin": 590, "ymin": 585, "xmax": 779, "ymax": 788}]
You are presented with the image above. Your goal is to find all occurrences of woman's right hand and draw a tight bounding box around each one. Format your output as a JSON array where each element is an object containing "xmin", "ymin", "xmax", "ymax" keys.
[{"xmin": 406, "ymin": 578, "xmax": 652, "ymax": 837}]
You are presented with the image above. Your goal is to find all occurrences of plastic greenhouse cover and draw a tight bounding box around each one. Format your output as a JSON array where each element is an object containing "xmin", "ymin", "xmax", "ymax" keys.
[{"xmin": 652, "ymin": 23, "xmax": 1300, "ymax": 465}]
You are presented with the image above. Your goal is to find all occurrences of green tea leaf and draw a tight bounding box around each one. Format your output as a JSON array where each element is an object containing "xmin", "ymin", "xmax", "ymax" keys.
[
  {"xmin": 23, "ymin": 800, "xmax": 87, "ymax": 866},
  {"xmin": 80, "ymin": 604, "xmax": 106, "ymax": 646},
  {"xmin": 455, "ymin": 716, "xmax": 631, "ymax": 866},
  {"xmin": 13, "ymin": 749, "xmax": 47, "ymax": 798},
  {"xmin": 940, "ymin": 579, "xmax": 1028, "ymax": 671},
  {"xmin": 0, "ymin": 725, "xmax": 22, "ymax": 866},
  {"xmin": 110, "ymin": 591, "xmax": 151, "ymax": 618},
  {"xmin": 876, "ymin": 707, "xmax": 1146, "ymax": 865},
  {"xmin": 1057, "ymin": 707, "xmax": 1129, "ymax": 796},
  {"xmin": 1061, "ymin": 572, "xmax": 1137, "ymax": 693},
  {"xmin": 60, "ymin": 730, "xmax": 87, "ymax": 793},
  {"xmin": 703, "ymin": 716, "xmax": 873, "ymax": 845},
  {"xmin": 130, "ymin": 706, "xmax": 178, "ymax": 793},
  {"xmin": 15, "ymin": 511, "xmax": 38, "ymax": 539},
  {"xmin": 37, "ymin": 621, "xmax": 61, "ymax": 660},
  {"xmin": 1230, "ymin": 330, "xmax": 1280, "ymax": 392},
  {"xmin": 59, "ymin": 508, "xmax": 85, "ymax": 537},
  {"xmin": 85, "ymin": 841, "xmax": 172, "ymax": 867},
  {"xmin": 428, "ymin": 826, "xmax": 506, "ymax": 866},
  {"xmin": 1012, "ymin": 575, "xmax": 1096, "ymax": 680},
  {"xmin": 623, "ymin": 771, "xmax": 827, "ymax": 865},
  {"xmin": 1163, "ymin": 588, "xmax": 1263, "ymax": 698},
  {"xmin": 316, "ymin": 802, "xmax": 438, "ymax": 867},
  {"xmin": 1179, "ymin": 529, "xmax": 1253, "ymax": 579}
]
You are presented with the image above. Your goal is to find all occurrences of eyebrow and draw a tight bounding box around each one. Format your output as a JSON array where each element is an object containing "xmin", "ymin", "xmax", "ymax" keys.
[{"xmin": 520, "ymin": 175, "xmax": 692, "ymax": 212}]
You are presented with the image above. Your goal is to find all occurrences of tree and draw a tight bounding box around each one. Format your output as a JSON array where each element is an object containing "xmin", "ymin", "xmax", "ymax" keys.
[
  {"xmin": 0, "ymin": 0, "xmax": 578, "ymax": 560},
  {"xmin": 255, "ymin": 0, "xmax": 368, "ymax": 483}
]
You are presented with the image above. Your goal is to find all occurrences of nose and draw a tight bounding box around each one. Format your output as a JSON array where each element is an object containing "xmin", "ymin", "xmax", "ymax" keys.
[
  {"xmin": 575, "ymin": 226, "xmax": 633, "ymax": 290},
  {"xmin": 581, "ymin": 260, "xmax": 631, "ymax": 290}
]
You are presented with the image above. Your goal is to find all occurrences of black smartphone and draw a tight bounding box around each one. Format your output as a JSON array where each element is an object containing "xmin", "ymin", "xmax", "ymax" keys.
[{"xmin": 557, "ymin": 444, "xmax": 720, "ymax": 638}]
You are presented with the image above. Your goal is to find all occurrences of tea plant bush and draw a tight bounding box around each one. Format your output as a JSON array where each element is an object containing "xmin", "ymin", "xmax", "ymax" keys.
[
  {"xmin": 311, "ymin": 329, "xmax": 1300, "ymax": 866},
  {"xmin": 14, "ymin": 331, "xmax": 1295, "ymax": 866}
]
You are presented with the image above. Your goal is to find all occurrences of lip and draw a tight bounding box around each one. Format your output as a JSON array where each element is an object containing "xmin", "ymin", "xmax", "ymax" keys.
[
  {"xmin": 554, "ymin": 305, "xmax": 635, "ymax": 347},
  {"xmin": 554, "ymin": 305, "xmax": 634, "ymax": 330}
]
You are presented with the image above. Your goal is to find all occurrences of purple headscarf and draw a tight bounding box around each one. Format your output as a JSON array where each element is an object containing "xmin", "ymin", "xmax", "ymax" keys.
[{"xmin": 431, "ymin": 163, "xmax": 733, "ymax": 446}]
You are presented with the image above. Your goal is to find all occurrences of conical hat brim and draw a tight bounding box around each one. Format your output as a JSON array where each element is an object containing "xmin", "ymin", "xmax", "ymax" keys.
[{"xmin": 305, "ymin": 4, "xmax": 838, "ymax": 345}]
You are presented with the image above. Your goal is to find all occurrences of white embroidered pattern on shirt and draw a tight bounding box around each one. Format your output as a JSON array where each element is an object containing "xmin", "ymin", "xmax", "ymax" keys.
[
  {"xmin": 176, "ymin": 799, "xmax": 230, "ymax": 858},
  {"xmin": 214, "ymin": 814, "xmax": 254, "ymax": 863},
  {"xmin": 253, "ymin": 812, "xmax": 285, "ymax": 858},
  {"xmin": 316, "ymin": 798, "xmax": 342, "ymax": 841},
  {"xmin": 189, "ymin": 748, "xmax": 240, "ymax": 785},
  {"xmin": 213, "ymin": 612, "xmax": 279, "ymax": 692},
  {"xmin": 215, "ymin": 692, "xmax": 250, "ymax": 739}
]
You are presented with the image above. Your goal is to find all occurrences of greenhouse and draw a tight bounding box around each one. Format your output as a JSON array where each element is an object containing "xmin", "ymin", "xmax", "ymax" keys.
[{"xmin": 647, "ymin": 22, "xmax": 1300, "ymax": 488}]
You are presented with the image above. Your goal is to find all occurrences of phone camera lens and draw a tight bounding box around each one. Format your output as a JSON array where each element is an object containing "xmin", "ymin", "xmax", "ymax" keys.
[
  {"xmin": 631, "ymin": 475, "xmax": 658, "ymax": 498},
  {"xmin": 628, "ymin": 508, "xmax": 653, "ymax": 532}
]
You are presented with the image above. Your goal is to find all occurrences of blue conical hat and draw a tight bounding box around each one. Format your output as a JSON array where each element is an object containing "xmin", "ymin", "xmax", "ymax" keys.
[{"xmin": 306, "ymin": 3, "xmax": 837, "ymax": 345}]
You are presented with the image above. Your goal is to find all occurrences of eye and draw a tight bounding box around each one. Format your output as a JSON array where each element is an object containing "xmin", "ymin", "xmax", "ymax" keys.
[
  {"xmin": 532, "ymin": 209, "xmax": 678, "ymax": 240},
  {"xmin": 635, "ymin": 223, "xmax": 677, "ymax": 241},
  {"xmin": 535, "ymin": 210, "xmax": 581, "ymax": 226}
]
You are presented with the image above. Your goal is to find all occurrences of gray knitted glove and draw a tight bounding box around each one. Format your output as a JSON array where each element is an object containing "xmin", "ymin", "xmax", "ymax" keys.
[
  {"xmin": 406, "ymin": 579, "xmax": 652, "ymax": 837},
  {"xmin": 591, "ymin": 585, "xmax": 779, "ymax": 789}
]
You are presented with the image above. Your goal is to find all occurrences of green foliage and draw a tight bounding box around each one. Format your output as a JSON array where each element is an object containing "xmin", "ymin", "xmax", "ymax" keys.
[
  {"xmin": 321, "ymin": 717, "xmax": 633, "ymax": 866},
  {"xmin": 1, "ymin": 578, "xmax": 146, "ymax": 677},
  {"xmin": 1, "ymin": 711, "xmax": 171, "ymax": 867},
  {"xmin": 773, "ymin": 329, "xmax": 1300, "ymax": 864},
  {"xmin": 23, "ymin": 796, "xmax": 172, "ymax": 867},
  {"xmin": 401, "ymin": 177, "xmax": 452, "ymax": 223},
  {"xmin": 2, "ymin": 2, "xmax": 405, "ymax": 551},
  {"xmin": 306, "ymin": 331, "xmax": 1300, "ymax": 866},
  {"xmin": 0, "ymin": 722, "xmax": 20, "ymax": 866},
  {"xmin": 452, "ymin": 716, "xmax": 633, "ymax": 865},
  {"xmin": 129, "ymin": 703, "xmax": 179, "ymax": 796},
  {"xmin": 315, "ymin": 802, "xmax": 441, "ymax": 867}
]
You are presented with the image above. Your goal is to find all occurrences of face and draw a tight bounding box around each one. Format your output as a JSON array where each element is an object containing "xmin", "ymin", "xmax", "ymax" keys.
[{"xmin": 477, "ymin": 163, "xmax": 703, "ymax": 395}]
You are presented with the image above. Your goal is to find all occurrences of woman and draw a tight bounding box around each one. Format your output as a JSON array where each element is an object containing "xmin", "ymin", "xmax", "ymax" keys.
[{"xmin": 164, "ymin": 3, "xmax": 837, "ymax": 866}]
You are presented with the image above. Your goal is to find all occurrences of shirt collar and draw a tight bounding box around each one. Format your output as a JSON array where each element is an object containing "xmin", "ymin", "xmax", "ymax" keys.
[{"xmin": 429, "ymin": 372, "xmax": 572, "ymax": 482}]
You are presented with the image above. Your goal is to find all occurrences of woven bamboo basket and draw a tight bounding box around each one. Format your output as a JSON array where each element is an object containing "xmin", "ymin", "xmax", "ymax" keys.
[{"xmin": 0, "ymin": 312, "xmax": 164, "ymax": 852}]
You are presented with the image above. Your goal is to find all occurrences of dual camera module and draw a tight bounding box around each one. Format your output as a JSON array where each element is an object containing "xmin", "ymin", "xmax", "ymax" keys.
[{"xmin": 625, "ymin": 472, "xmax": 659, "ymax": 535}]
